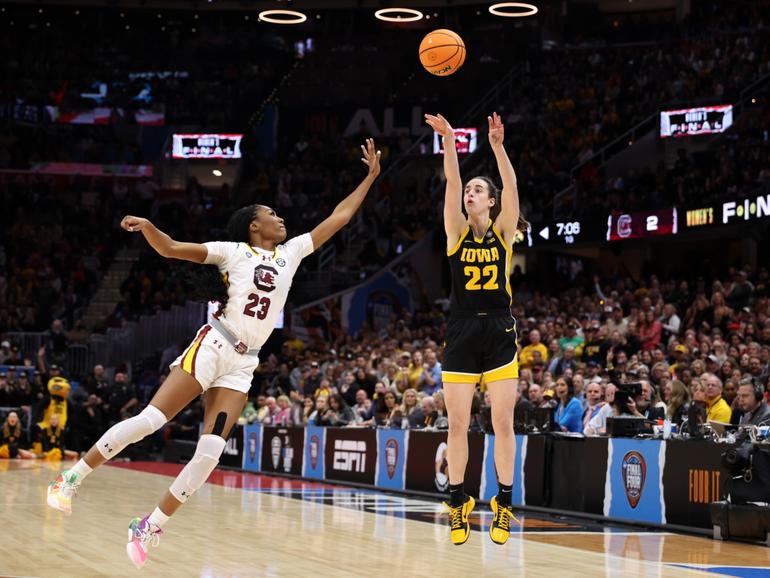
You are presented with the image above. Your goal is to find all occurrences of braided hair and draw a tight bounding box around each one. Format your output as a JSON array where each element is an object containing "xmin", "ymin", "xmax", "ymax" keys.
[{"xmin": 193, "ymin": 204, "xmax": 261, "ymax": 311}]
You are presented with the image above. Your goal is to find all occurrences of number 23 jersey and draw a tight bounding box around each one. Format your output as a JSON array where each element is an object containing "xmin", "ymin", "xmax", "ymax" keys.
[{"xmin": 204, "ymin": 234, "xmax": 314, "ymax": 349}]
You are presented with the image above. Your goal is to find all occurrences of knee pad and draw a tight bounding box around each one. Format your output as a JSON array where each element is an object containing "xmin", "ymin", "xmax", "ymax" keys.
[
  {"xmin": 169, "ymin": 434, "xmax": 226, "ymax": 503},
  {"xmin": 96, "ymin": 405, "xmax": 168, "ymax": 459}
]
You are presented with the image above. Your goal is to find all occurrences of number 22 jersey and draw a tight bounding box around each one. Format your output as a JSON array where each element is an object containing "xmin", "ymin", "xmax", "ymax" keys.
[
  {"xmin": 204, "ymin": 234, "xmax": 314, "ymax": 349},
  {"xmin": 447, "ymin": 222, "xmax": 512, "ymax": 316}
]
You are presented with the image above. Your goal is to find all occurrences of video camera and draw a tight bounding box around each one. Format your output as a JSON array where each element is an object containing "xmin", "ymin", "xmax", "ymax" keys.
[{"xmin": 613, "ymin": 381, "xmax": 643, "ymax": 414}]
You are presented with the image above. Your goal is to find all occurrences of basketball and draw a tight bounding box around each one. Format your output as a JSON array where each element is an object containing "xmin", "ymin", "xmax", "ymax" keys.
[{"xmin": 419, "ymin": 29, "xmax": 466, "ymax": 76}]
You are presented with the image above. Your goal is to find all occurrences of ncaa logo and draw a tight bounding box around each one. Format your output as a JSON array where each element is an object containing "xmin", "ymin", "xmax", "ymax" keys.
[
  {"xmin": 622, "ymin": 451, "xmax": 646, "ymax": 509},
  {"xmin": 385, "ymin": 438, "xmax": 399, "ymax": 480},
  {"xmin": 276, "ymin": 258, "xmax": 286, "ymax": 267},
  {"xmin": 248, "ymin": 431, "xmax": 257, "ymax": 462},
  {"xmin": 309, "ymin": 435, "xmax": 320, "ymax": 469}
]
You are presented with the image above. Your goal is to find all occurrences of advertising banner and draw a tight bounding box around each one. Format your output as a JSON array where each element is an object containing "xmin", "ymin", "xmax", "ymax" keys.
[
  {"xmin": 604, "ymin": 438, "xmax": 666, "ymax": 524},
  {"xmin": 662, "ymin": 439, "xmax": 734, "ymax": 528},
  {"xmin": 260, "ymin": 427, "xmax": 304, "ymax": 476},
  {"xmin": 325, "ymin": 428, "xmax": 377, "ymax": 485},
  {"xmin": 405, "ymin": 431, "xmax": 484, "ymax": 497},
  {"xmin": 242, "ymin": 423, "xmax": 263, "ymax": 473},
  {"xmin": 375, "ymin": 429, "xmax": 408, "ymax": 491},
  {"xmin": 303, "ymin": 426, "xmax": 326, "ymax": 480},
  {"xmin": 480, "ymin": 434, "xmax": 526, "ymax": 504},
  {"xmin": 220, "ymin": 424, "xmax": 244, "ymax": 469}
]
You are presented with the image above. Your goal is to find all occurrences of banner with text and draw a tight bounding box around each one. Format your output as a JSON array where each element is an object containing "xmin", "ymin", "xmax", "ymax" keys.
[
  {"xmin": 303, "ymin": 426, "xmax": 326, "ymax": 480},
  {"xmin": 242, "ymin": 423, "xmax": 263, "ymax": 473},
  {"xmin": 260, "ymin": 426, "xmax": 305, "ymax": 477},
  {"xmin": 325, "ymin": 428, "xmax": 377, "ymax": 485},
  {"xmin": 375, "ymin": 429, "xmax": 408, "ymax": 491},
  {"xmin": 604, "ymin": 438, "xmax": 666, "ymax": 524}
]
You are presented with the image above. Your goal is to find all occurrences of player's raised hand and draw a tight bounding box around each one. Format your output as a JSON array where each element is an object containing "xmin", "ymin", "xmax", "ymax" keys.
[
  {"xmin": 361, "ymin": 138, "xmax": 381, "ymax": 179},
  {"xmin": 121, "ymin": 215, "xmax": 150, "ymax": 232},
  {"xmin": 424, "ymin": 113, "xmax": 455, "ymax": 139},
  {"xmin": 488, "ymin": 112, "xmax": 504, "ymax": 149}
]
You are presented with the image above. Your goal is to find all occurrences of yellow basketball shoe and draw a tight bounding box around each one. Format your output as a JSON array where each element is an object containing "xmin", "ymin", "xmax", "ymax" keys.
[
  {"xmin": 443, "ymin": 495, "xmax": 475, "ymax": 545},
  {"xmin": 489, "ymin": 495, "xmax": 521, "ymax": 545}
]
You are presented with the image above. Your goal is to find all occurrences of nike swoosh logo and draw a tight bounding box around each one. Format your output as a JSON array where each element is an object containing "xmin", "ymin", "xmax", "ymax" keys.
[{"xmin": 505, "ymin": 327, "xmax": 515, "ymax": 333}]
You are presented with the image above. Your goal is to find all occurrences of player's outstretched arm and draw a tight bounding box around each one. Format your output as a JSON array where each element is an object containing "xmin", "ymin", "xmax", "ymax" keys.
[
  {"xmin": 121, "ymin": 216, "xmax": 208, "ymax": 263},
  {"xmin": 488, "ymin": 112, "xmax": 520, "ymax": 245},
  {"xmin": 425, "ymin": 113, "xmax": 464, "ymax": 250},
  {"xmin": 309, "ymin": 138, "xmax": 381, "ymax": 251}
]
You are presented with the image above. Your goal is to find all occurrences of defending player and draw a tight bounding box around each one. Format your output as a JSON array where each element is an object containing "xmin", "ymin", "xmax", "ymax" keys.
[
  {"xmin": 47, "ymin": 139, "xmax": 381, "ymax": 568},
  {"xmin": 425, "ymin": 112, "xmax": 527, "ymax": 545}
]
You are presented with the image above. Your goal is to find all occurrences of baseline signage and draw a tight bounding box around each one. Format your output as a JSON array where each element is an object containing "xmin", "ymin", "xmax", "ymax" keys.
[
  {"xmin": 303, "ymin": 426, "xmax": 326, "ymax": 480},
  {"xmin": 604, "ymin": 438, "xmax": 666, "ymax": 524},
  {"xmin": 242, "ymin": 423, "xmax": 263, "ymax": 473},
  {"xmin": 325, "ymin": 428, "xmax": 377, "ymax": 485},
  {"xmin": 220, "ymin": 424, "xmax": 245, "ymax": 469},
  {"xmin": 171, "ymin": 133, "xmax": 243, "ymax": 159},
  {"xmin": 660, "ymin": 104, "xmax": 733, "ymax": 138},
  {"xmin": 480, "ymin": 434, "xmax": 526, "ymax": 503},
  {"xmin": 405, "ymin": 431, "xmax": 484, "ymax": 497},
  {"xmin": 260, "ymin": 426, "xmax": 304, "ymax": 476},
  {"xmin": 375, "ymin": 429, "xmax": 408, "ymax": 491},
  {"xmin": 663, "ymin": 439, "xmax": 734, "ymax": 529}
]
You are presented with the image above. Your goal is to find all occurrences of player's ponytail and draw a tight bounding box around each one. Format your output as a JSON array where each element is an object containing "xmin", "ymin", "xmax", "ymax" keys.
[
  {"xmin": 226, "ymin": 204, "xmax": 260, "ymax": 243},
  {"xmin": 189, "ymin": 204, "xmax": 259, "ymax": 314}
]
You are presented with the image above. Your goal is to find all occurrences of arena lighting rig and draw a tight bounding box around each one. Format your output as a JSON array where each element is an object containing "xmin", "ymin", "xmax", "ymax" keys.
[
  {"xmin": 374, "ymin": 8, "xmax": 424, "ymax": 22},
  {"xmin": 257, "ymin": 9, "xmax": 307, "ymax": 24},
  {"xmin": 488, "ymin": 2, "xmax": 539, "ymax": 17}
]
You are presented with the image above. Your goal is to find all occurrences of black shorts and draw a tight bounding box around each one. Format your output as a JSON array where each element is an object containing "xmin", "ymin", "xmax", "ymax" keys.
[{"xmin": 442, "ymin": 313, "xmax": 519, "ymax": 384}]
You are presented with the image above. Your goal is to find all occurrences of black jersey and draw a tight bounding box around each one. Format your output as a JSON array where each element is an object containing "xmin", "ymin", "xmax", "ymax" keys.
[{"xmin": 447, "ymin": 221, "xmax": 512, "ymax": 317}]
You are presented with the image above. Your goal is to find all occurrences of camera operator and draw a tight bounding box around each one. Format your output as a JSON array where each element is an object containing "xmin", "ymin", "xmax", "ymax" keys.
[
  {"xmin": 736, "ymin": 380, "xmax": 770, "ymax": 426},
  {"xmin": 625, "ymin": 380, "xmax": 665, "ymax": 422}
]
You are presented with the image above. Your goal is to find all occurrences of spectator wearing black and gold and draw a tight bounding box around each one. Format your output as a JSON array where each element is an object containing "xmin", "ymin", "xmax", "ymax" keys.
[
  {"xmin": 0, "ymin": 411, "xmax": 35, "ymax": 459},
  {"xmin": 519, "ymin": 329, "xmax": 548, "ymax": 370},
  {"xmin": 33, "ymin": 413, "xmax": 78, "ymax": 461}
]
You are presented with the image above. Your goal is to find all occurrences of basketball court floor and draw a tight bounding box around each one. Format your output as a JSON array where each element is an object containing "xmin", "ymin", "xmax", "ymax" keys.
[{"xmin": 1, "ymin": 460, "xmax": 768, "ymax": 578}]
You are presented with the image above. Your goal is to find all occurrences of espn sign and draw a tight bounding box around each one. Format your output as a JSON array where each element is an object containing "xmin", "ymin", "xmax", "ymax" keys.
[{"xmin": 333, "ymin": 439, "xmax": 367, "ymax": 473}]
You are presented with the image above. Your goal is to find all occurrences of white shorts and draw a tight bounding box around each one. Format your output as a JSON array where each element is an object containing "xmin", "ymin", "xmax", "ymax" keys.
[{"xmin": 170, "ymin": 324, "xmax": 259, "ymax": 395}]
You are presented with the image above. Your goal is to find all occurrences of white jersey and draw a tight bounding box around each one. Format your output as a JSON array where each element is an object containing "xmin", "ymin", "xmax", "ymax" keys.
[{"xmin": 203, "ymin": 234, "xmax": 314, "ymax": 349}]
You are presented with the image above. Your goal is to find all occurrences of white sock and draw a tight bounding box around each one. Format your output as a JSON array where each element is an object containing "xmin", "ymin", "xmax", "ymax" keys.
[
  {"xmin": 70, "ymin": 459, "xmax": 93, "ymax": 481},
  {"xmin": 148, "ymin": 507, "xmax": 170, "ymax": 529}
]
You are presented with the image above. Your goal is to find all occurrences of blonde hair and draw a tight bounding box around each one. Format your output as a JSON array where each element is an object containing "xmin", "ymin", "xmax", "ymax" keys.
[
  {"xmin": 400, "ymin": 388, "xmax": 419, "ymax": 415},
  {"xmin": 666, "ymin": 380, "xmax": 691, "ymax": 420}
]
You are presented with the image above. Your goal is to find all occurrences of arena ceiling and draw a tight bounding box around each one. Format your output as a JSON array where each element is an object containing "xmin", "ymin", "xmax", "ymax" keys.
[{"xmin": 0, "ymin": 0, "xmax": 678, "ymax": 14}]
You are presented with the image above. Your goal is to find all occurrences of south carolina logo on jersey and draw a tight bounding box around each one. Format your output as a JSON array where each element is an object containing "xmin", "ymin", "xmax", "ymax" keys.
[{"xmin": 254, "ymin": 264, "xmax": 278, "ymax": 292}]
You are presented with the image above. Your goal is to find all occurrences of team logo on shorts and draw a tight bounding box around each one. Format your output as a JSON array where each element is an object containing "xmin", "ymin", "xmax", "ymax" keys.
[
  {"xmin": 384, "ymin": 438, "xmax": 399, "ymax": 480},
  {"xmin": 621, "ymin": 450, "xmax": 646, "ymax": 509},
  {"xmin": 276, "ymin": 258, "xmax": 286, "ymax": 267},
  {"xmin": 309, "ymin": 435, "xmax": 320, "ymax": 469}
]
